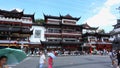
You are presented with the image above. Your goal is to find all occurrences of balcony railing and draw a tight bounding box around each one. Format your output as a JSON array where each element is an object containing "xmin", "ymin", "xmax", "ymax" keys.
[
  {"xmin": 47, "ymin": 38, "xmax": 79, "ymax": 42},
  {"xmin": 45, "ymin": 32, "xmax": 81, "ymax": 36},
  {"xmin": 0, "ymin": 27, "xmax": 21, "ymax": 32},
  {"xmin": 62, "ymin": 31, "xmax": 81, "ymax": 33},
  {"xmin": 89, "ymin": 40, "xmax": 110, "ymax": 42},
  {"xmin": 0, "ymin": 28, "xmax": 19, "ymax": 32},
  {"xmin": 0, "ymin": 40, "xmax": 29, "ymax": 44},
  {"xmin": 47, "ymin": 22, "xmax": 60, "ymax": 24},
  {"xmin": 88, "ymin": 40, "xmax": 111, "ymax": 44},
  {"xmin": 62, "ymin": 33, "xmax": 81, "ymax": 36},
  {"xmin": 0, "ymin": 17, "xmax": 32, "ymax": 24},
  {"xmin": 114, "ymin": 28, "xmax": 120, "ymax": 32},
  {"xmin": 45, "ymin": 31, "xmax": 61, "ymax": 33}
]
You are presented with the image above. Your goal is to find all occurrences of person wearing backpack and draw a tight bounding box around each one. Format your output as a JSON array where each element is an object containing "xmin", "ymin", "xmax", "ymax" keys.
[{"xmin": 109, "ymin": 50, "xmax": 117, "ymax": 67}]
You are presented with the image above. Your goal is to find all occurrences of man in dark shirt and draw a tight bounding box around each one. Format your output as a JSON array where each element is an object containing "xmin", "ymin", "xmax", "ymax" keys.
[{"xmin": 117, "ymin": 49, "xmax": 120, "ymax": 68}]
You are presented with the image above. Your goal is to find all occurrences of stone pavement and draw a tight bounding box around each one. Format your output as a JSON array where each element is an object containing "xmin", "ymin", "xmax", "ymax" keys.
[{"xmin": 12, "ymin": 55, "xmax": 112, "ymax": 68}]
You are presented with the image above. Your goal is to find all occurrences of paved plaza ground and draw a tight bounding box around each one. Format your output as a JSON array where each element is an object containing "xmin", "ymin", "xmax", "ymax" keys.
[{"xmin": 12, "ymin": 55, "xmax": 112, "ymax": 68}]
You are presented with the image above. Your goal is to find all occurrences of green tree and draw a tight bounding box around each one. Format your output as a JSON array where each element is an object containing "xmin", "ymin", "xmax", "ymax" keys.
[
  {"xmin": 98, "ymin": 29, "xmax": 105, "ymax": 34},
  {"xmin": 35, "ymin": 19, "xmax": 44, "ymax": 24}
]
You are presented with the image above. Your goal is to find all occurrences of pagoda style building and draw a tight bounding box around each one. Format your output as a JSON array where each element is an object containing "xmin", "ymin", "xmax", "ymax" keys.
[
  {"xmin": 82, "ymin": 23, "xmax": 112, "ymax": 53},
  {"xmin": 0, "ymin": 9, "xmax": 34, "ymax": 49},
  {"xmin": 110, "ymin": 19, "xmax": 120, "ymax": 49},
  {"xmin": 41, "ymin": 14, "xmax": 82, "ymax": 51},
  {"xmin": 110, "ymin": 7, "xmax": 120, "ymax": 50}
]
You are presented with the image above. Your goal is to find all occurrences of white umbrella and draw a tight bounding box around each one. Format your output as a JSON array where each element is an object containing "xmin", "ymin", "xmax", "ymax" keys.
[{"xmin": 47, "ymin": 53, "xmax": 56, "ymax": 59}]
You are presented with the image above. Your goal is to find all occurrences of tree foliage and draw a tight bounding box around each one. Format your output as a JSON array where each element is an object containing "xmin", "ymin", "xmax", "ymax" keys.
[
  {"xmin": 98, "ymin": 29, "xmax": 105, "ymax": 34},
  {"xmin": 35, "ymin": 19, "xmax": 45, "ymax": 24}
]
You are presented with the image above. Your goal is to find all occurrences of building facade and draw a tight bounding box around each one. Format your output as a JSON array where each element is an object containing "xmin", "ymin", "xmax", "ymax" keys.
[
  {"xmin": 110, "ymin": 19, "xmax": 120, "ymax": 49},
  {"xmin": 0, "ymin": 9, "xmax": 113, "ymax": 53},
  {"xmin": 82, "ymin": 23, "xmax": 112, "ymax": 53},
  {"xmin": 29, "ymin": 23, "xmax": 45, "ymax": 48},
  {"xmin": 0, "ymin": 9, "xmax": 34, "ymax": 49},
  {"xmin": 41, "ymin": 14, "xmax": 83, "ymax": 51}
]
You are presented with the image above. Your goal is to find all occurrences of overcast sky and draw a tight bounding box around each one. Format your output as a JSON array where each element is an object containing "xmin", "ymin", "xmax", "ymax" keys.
[{"xmin": 0, "ymin": 0, "xmax": 120, "ymax": 32}]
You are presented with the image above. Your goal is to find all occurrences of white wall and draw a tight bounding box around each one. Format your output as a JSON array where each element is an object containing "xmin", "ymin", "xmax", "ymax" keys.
[{"xmin": 29, "ymin": 26, "xmax": 46, "ymax": 42}]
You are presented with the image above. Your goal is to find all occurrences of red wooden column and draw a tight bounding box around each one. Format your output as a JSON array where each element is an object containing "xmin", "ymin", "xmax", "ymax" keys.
[
  {"xmin": 90, "ymin": 47, "xmax": 92, "ymax": 55},
  {"xmin": 95, "ymin": 44, "xmax": 98, "ymax": 51}
]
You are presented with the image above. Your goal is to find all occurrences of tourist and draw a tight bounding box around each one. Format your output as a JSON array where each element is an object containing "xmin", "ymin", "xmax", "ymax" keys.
[
  {"xmin": 48, "ymin": 56, "xmax": 53, "ymax": 68},
  {"xmin": 47, "ymin": 51, "xmax": 56, "ymax": 68},
  {"xmin": 117, "ymin": 49, "xmax": 120, "ymax": 68},
  {"xmin": 103, "ymin": 49, "xmax": 107, "ymax": 55},
  {"xmin": 0, "ymin": 56, "xmax": 9, "ymax": 68},
  {"xmin": 109, "ymin": 50, "xmax": 117, "ymax": 68},
  {"xmin": 39, "ymin": 51, "xmax": 46, "ymax": 68}
]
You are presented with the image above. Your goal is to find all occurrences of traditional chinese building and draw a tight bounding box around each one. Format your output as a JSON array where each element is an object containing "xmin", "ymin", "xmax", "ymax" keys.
[
  {"xmin": 82, "ymin": 23, "xmax": 112, "ymax": 53},
  {"xmin": 29, "ymin": 23, "xmax": 45, "ymax": 48},
  {"xmin": 0, "ymin": 9, "xmax": 34, "ymax": 49},
  {"xmin": 41, "ymin": 14, "xmax": 83, "ymax": 51},
  {"xmin": 109, "ymin": 7, "xmax": 120, "ymax": 50},
  {"xmin": 110, "ymin": 19, "xmax": 120, "ymax": 49}
]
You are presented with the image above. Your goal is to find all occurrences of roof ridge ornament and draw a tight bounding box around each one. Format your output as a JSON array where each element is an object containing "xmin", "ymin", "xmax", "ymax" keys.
[
  {"xmin": 65, "ymin": 14, "xmax": 72, "ymax": 18},
  {"xmin": 11, "ymin": 8, "xmax": 23, "ymax": 13}
]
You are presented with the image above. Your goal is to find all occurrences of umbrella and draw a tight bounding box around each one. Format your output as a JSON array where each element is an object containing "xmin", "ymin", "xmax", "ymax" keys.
[
  {"xmin": 47, "ymin": 53, "xmax": 56, "ymax": 59},
  {"xmin": 0, "ymin": 48, "xmax": 27, "ymax": 65}
]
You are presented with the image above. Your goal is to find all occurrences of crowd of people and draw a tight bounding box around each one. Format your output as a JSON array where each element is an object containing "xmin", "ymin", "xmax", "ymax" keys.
[
  {"xmin": 109, "ymin": 49, "xmax": 120, "ymax": 68},
  {"xmin": 1, "ymin": 49, "xmax": 120, "ymax": 68},
  {"xmin": 36, "ymin": 49, "xmax": 120, "ymax": 68},
  {"xmin": 27, "ymin": 48, "xmax": 112, "ymax": 56}
]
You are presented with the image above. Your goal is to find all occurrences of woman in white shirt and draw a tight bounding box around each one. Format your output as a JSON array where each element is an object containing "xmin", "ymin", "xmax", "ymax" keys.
[{"xmin": 39, "ymin": 51, "xmax": 46, "ymax": 68}]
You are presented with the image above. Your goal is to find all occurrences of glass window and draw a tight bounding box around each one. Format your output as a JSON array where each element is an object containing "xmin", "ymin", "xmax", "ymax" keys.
[{"xmin": 47, "ymin": 28, "xmax": 60, "ymax": 33}]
